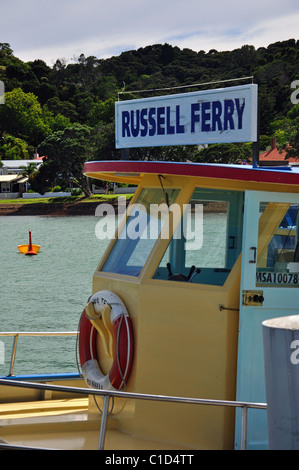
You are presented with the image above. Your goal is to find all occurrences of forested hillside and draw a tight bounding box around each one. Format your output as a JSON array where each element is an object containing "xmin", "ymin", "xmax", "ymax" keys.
[{"xmin": 0, "ymin": 39, "xmax": 298, "ymax": 193}]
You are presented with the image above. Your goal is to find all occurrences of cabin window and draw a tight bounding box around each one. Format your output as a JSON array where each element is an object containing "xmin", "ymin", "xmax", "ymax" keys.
[
  {"xmin": 256, "ymin": 203, "xmax": 299, "ymax": 287},
  {"xmin": 101, "ymin": 187, "xmax": 180, "ymax": 277},
  {"xmin": 153, "ymin": 188, "xmax": 244, "ymax": 285}
]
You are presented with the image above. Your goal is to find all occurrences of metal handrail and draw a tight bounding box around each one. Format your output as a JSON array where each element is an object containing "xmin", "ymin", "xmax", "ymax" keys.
[
  {"xmin": 0, "ymin": 377, "xmax": 267, "ymax": 451},
  {"xmin": 0, "ymin": 331, "xmax": 78, "ymax": 376},
  {"xmin": 0, "ymin": 332, "xmax": 267, "ymax": 450}
]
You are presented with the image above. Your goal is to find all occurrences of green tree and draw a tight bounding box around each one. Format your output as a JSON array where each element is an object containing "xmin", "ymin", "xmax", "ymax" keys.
[
  {"xmin": 195, "ymin": 143, "xmax": 252, "ymax": 164},
  {"xmin": 127, "ymin": 144, "xmax": 201, "ymax": 162},
  {"xmin": 19, "ymin": 161, "xmax": 40, "ymax": 187},
  {"xmin": 88, "ymin": 98, "xmax": 115, "ymax": 126},
  {"xmin": 33, "ymin": 123, "xmax": 94, "ymax": 196},
  {"xmin": 0, "ymin": 43, "xmax": 14, "ymax": 60},
  {"xmin": 42, "ymin": 104, "xmax": 72, "ymax": 132},
  {"xmin": 278, "ymin": 116, "xmax": 299, "ymax": 161},
  {"xmin": 0, "ymin": 88, "xmax": 51, "ymax": 145},
  {"xmin": 93, "ymin": 122, "xmax": 120, "ymax": 160},
  {"xmin": 46, "ymin": 97, "xmax": 79, "ymax": 122},
  {"xmin": 0, "ymin": 133, "xmax": 30, "ymax": 159}
]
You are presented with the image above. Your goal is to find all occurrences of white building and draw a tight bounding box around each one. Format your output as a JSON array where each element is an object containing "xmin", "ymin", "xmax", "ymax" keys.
[{"xmin": 0, "ymin": 159, "xmax": 43, "ymax": 198}]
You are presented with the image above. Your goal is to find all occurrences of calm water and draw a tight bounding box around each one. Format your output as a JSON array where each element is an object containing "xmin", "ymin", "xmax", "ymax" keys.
[{"xmin": 0, "ymin": 215, "xmax": 111, "ymax": 376}]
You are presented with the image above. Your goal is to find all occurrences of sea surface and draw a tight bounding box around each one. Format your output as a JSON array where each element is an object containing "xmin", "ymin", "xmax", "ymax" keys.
[{"xmin": 0, "ymin": 215, "xmax": 111, "ymax": 376}]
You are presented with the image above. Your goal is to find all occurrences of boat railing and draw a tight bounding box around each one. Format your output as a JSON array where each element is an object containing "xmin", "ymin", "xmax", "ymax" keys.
[
  {"xmin": 0, "ymin": 332, "xmax": 267, "ymax": 450},
  {"xmin": 0, "ymin": 331, "xmax": 78, "ymax": 377},
  {"xmin": 0, "ymin": 377, "xmax": 267, "ymax": 451}
]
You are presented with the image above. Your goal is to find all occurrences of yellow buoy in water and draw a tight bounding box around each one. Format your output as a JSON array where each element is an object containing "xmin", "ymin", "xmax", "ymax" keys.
[{"xmin": 18, "ymin": 230, "xmax": 41, "ymax": 255}]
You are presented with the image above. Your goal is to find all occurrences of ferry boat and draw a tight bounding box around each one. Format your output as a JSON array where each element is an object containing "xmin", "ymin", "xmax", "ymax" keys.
[{"xmin": 0, "ymin": 83, "xmax": 299, "ymax": 451}]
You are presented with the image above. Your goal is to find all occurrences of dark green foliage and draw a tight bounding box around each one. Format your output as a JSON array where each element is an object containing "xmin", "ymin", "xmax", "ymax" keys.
[
  {"xmin": 0, "ymin": 39, "xmax": 298, "ymax": 175},
  {"xmin": 34, "ymin": 123, "xmax": 94, "ymax": 196}
]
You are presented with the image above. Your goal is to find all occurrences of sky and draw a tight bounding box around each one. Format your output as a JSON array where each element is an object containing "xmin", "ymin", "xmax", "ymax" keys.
[{"xmin": 1, "ymin": 0, "xmax": 299, "ymax": 65}]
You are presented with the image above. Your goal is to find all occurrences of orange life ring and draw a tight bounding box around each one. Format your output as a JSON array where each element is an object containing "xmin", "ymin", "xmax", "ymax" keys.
[{"xmin": 79, "ymin": 290, "xmax": 133, "ymax": 390}]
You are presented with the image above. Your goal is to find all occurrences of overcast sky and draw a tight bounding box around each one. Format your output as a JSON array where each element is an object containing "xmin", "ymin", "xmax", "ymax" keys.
[{"xmin": 1, "ymin": 0, "xmax": 299, "ymax": 65}]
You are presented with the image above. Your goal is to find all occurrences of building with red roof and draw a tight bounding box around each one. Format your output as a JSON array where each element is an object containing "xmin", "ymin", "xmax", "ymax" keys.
[{"xmin": 258, "ymin": 138, "xmax": 298, "ymax": 166}]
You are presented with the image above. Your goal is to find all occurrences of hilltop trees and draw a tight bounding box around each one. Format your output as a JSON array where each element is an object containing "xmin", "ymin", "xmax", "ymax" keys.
[
  {"xmin": 0, "ymin": 87, "xmax": 71, "ymax": 155},
  {"xmin": 0, "ymin": 39, "xmax": 298, "ymax": 180},
  {"xmin": 0, "ymin": 134, "xmax": 30, "ymax": 159},
  {"xmin": 0, "ymin": 88, "xmax": 51, "ymax": 147}
]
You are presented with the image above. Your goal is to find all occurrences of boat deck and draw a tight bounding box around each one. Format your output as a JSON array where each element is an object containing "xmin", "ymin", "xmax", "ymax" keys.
[
  {"xmin": 0, "ymin": 395, "xmax": 192, "ymax": 450},
  {"xmin": 0, "ymin": 376, "xmax": 267, "ymax": 450}
]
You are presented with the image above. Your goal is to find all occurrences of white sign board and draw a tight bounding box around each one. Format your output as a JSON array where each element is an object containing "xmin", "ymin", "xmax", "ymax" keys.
[{"xmin": 115, "ymin": 84, "xmax": 258, "ymax": 149}]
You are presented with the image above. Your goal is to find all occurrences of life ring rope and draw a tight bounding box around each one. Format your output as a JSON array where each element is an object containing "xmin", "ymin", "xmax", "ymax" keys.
[
  {"xmin": 116, "ymin": 314, "xmax": 131, "ymax": 389},
  {"xmin": 78, "ymin": 290, "xmax": 133, "ymax": 391}
]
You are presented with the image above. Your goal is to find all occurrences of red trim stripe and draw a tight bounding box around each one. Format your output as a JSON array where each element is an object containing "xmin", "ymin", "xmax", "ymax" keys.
[{"xmin": 84, "ymin": 160, "xmax": 299, "ymax": 186}]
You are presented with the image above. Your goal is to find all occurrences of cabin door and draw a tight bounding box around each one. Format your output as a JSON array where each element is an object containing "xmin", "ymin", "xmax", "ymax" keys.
[{"xmin": 235, "ymin": 190, "xmax": 299, "ymax": 450}]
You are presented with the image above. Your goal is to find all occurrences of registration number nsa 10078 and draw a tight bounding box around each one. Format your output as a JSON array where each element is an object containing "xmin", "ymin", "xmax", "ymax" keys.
[{"xmin": 256, "ymin": 271, "xmax": 299, "ymax": 286}]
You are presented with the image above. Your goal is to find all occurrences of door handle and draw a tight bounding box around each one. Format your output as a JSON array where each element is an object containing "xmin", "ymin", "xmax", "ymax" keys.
[
  {"xmin": 229, "ymin": 236, "xmax": 235, "ymax": 249},
  {"xmin": 249, "ymin": 247, "xmax": 257, "ymax": 264}
]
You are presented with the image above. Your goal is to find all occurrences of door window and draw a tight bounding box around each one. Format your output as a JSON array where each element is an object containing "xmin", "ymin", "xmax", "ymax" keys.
[{"xmin": 256, "ymin": 203, "xmax": 299, "ymax": 287}]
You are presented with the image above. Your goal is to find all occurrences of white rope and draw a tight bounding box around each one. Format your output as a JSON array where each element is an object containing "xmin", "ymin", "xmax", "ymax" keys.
[{"xmin": 118, "ymin": 76, "xmax": 254, "ymax": 100}]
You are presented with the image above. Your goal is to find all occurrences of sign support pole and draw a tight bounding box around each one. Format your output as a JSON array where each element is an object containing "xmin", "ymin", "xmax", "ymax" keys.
[{"xmin": 252, "ymin": 96, "xmax": 260, "ymax": 166}]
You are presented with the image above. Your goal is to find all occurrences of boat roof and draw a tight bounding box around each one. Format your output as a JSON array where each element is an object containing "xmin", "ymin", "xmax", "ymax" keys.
[{"xmin": 84, "ymin": 160, "xmax": 299, "ymax": 189}]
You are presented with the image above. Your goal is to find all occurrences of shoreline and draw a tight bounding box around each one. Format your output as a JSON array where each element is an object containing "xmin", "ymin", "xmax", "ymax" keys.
[
  {"xmin": 0, "ymin": 198, "xmax": 227, "ymax": 216},
  {"xmin": 0, "ymin": 199, "xmax": 127, "ymax": 216}
]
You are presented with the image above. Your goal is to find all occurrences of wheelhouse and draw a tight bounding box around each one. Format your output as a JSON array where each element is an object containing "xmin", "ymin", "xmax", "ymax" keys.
[{"xmin": 84, "ymin": 160, "xmax": 299, "ymax": 449}]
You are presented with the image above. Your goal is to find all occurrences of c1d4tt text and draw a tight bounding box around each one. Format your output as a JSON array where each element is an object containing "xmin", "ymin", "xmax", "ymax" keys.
[{"xmin": 105, "ymin": 454, "xmax": 194, "ymax": 466}]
